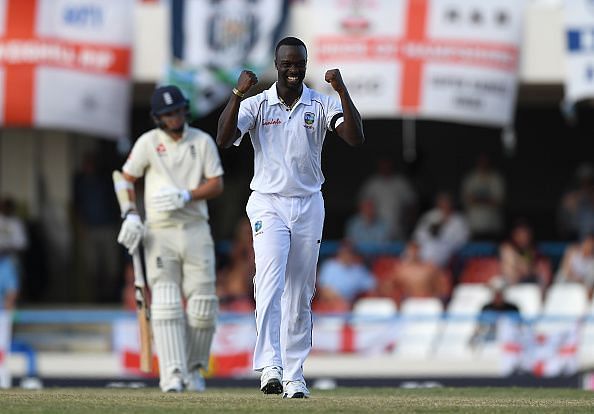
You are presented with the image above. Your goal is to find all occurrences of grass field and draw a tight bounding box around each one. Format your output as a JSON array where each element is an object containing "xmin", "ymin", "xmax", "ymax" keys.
[{"xmin": 3, "ymin": 387, "xmax": 594, "ymax": 413}]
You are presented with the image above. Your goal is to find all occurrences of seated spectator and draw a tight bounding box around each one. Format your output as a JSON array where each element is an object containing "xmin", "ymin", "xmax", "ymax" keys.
[
  {"xmin": 555, "ymin": 233, "xmax": 594, "ymax": 293},
  {"xmin": 0, "ymin": 197, "xmax": 26, "ymax": 310},
  {"xmin": 461, "ymin": 154, "xmax": 505, "ymax": 239},
  {"xmin": 358, "ymin": 157, "xmax": 417, "ymax": 240},
  {"xmin": 499, "ymin": 220, "xmax": 550, "ymax": 287},
  {"xmin": 471, "ymin": 277, "xmax": 520, "ymax": 346},
  {"xmin": 216, "ymin": 217, "xmax": 256, "ymax": 312},
  {"xmin": 558, "ymin": 162, "xmax": 594, "ymax": 240},
  {"xmin": 314, "ymin": 240, "xmax": 376, "ymax": 312},
  {"xmin": 378, "ymin": 241, "xmax": 449, "ymax": 304},
  {"xmin": 344, "ymin": 198, "xmax": 389, "ymax": 244},
  {"xmin": 413, "ymin": 192, "xmax": 470, "ymax": 267}
]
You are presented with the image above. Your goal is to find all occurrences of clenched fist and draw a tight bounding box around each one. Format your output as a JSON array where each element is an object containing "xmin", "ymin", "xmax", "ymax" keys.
[
  {"xmin": 236, "ymin": 70, "xmax": 258, "ymax": 95},
  {"xmin": 325, "ymin": 69, "xmax": 346, "ymax": 93}
]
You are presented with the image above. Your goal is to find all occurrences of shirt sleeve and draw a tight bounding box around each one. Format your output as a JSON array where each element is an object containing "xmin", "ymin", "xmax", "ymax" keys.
[
  {"xmin": 122, "ymin": 133, "xmax": 150, "ymax": 177},
  {"xmin": 202, "ymin": 134, "xmax": 225, "ymax": 179},
  {"xmin": 235, "ymin": 98, "xmax": 258, "ymax": 146},
  {"xmin": 325, "ymin": 95, "xmax": 343, "ymax": 131}
]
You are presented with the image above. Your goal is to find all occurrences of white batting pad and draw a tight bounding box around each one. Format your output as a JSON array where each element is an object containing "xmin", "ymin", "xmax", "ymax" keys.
[
  {"xmin": 186, "ymin": 295, "xmax": 218, "ymax": 371},
  {"xmin": 151, "ymin": 283, "xmax": 187, "ymax": 389}
]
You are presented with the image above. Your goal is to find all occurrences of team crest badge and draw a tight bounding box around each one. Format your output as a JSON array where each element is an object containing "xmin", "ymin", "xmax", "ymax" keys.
[
  {"xmin": 304, "ymin": 112, "xmax": 315, "ymax": 125},
  {"xmin": 254, "ymin": 220, "xmax": 262, "ymax": 233}
]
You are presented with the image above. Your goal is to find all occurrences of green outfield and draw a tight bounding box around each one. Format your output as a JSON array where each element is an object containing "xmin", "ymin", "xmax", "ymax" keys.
[{"xmin": 3, "ymin": 387, "xmax": 594, "ymax": 413}]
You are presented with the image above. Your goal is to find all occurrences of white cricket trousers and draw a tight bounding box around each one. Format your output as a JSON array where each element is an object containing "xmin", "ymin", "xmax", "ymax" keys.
[{"xmin": 246, "ymin": 191, "xmax": 324, "ymax": 382}]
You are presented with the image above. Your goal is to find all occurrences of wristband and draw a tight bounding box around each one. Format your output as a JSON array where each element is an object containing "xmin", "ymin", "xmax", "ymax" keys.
[
  {"xmin": 182, "ymin": 190, "xmax": 192, "ymax": 203},
  {"xmin": 232, "ymin": 88, "xmax": 245, "ymax": 98}
]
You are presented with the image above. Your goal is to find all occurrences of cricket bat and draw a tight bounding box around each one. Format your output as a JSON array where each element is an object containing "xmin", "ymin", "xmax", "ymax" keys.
[{"xmin": 112, "ymin": 170, "xmax": 152, "ymax": 373}]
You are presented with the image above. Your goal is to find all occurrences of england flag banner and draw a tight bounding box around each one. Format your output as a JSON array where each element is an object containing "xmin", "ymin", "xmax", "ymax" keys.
[
  {"xmin": 301, "ymin": 0, "xmax": 525, "ymax": 126},
  {"xmin": 564, "ymin": 0, "xmax": 594, "ymax": 105},
  {"xmin": 0, "ymin": 0, "xmax": 133, "ymax": 139}
]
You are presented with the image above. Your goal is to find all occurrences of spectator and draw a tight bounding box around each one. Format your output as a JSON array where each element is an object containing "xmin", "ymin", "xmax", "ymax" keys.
[
  {"xmin": 73, "ymin": 152, "xmax": 121, "ymax": 302},
  {"xmin": 358, "ymin": 157, "xmax": 417, "ymax": 240},
  {"xmin": 0, "ymin": 197, "xmax": 27, "ymax": 310},
  {"xmin": 461, "ymin": 154, "xmax": 505, "ymax": 239},
  {"xmin": 558, "ymin": 163, "xmax": 594, "ymax": 240},
  {"xmin": 344, "ymin": 198, "xmax": 389, "ymax": 244},
  {"xmin": 216, "ymin": 217, "xmax": 256, "ymax": 311},
  {"xmin": 314, "ymin": 240, "xmax": 376, "ymax": 312},
  {"xmin": 499, "ymin": 220, "xmax": 550, "ymax": 286},
  {"xmin": 378, "ymin": 241, "xmax": 449, "ymax": 304},
  {"xmin": 471, "ymin": 277, "xmax": 520, "ymax": 346},
  {"xmin": 555, "ymin": 233, "xmax": 594, "ymax": 293},
  {"xmin": 413, "ymin": 192, "xmax": 470, "ymax": 267}
]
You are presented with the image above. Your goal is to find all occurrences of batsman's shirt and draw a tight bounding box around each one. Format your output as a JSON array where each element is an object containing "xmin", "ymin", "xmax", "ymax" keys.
[
  {"xmin": 235, "ymin": 83, "xmax": 343, "ymax": 197},
  {"xmin": 123, "ymin": 126, "xmax": 223, "ymax": 226}
]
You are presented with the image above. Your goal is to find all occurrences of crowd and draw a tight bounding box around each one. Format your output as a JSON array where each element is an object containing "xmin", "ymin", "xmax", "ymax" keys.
[
  {"xmin": 214, "ymin": 156, "xmax": 594, "ymax": 315},
  {"xmin": 2, "ymin": 155, "xmax": 593, "ymax": 314}
]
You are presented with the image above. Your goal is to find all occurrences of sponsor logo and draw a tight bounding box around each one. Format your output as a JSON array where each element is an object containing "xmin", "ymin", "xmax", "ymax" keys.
[
  {"xmin": 156, "ymin": 257, "xmax": 163, "ymax": 269},
  {"xmin": 156, "ymin": 143, "xmax": 167, "ymax": 156},
  {"xmin": 190, "ymin": 144, "xmax": 196, "ymax": 160},
  {"xmin": 63, "ymin": 6, "xmax": 103, "ymax": 27},
  {"xmin": 262, "ymin": 118, "xmax": 282, "ymax": 126}
]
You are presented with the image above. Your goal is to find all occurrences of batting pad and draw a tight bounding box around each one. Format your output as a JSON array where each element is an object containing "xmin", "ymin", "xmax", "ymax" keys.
[
  {"xmin": 186, "ymin": 295, "xmax": 218, "ymax": 371},
  {"xmin": 151, "ymin": 282, "xmax": 187, "ymax": 388}
]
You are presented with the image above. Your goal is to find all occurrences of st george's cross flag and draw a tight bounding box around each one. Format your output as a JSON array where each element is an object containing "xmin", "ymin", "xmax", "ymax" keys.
[
  {"xmin": 0, "ymin": 0, "xmax": 133, "ymax": 139},
  {"xmin": 302, "ymin": 0, "xmax": 525, "ymax": 127}
]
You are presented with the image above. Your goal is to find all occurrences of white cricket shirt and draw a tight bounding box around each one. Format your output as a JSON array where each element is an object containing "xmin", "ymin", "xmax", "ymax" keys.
[
  {"xmin": 235, "ymin": 83, "xmax": 343, "ymax": 197},
  {"xmin": 123, "ymin": 125, "xmax": 224, "ymax": 225}
]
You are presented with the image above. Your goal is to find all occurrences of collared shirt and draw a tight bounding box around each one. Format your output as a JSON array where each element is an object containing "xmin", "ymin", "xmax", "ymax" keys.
[
  {"xmin": 123, "ymin": 125, "xmax": 224, "ymax": 225},
  {"xmin": 235, "ymin": 83, "xmax": 343, "ymax": 197}
]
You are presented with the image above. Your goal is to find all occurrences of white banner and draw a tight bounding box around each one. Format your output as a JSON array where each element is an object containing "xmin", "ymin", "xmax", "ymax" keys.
[
  {"xmin": 167, "ymin": 0, "xmax": 288, "ymax": 116},
  {"xmin": 300, "ymin": 0, "xmax": 524, "ymax": 127},
  {"xmin": 0, "ymin": 0, "xmax": 133, "ymax": 139},
  {"xmin": 564, "ymin": 0, "xmax": 594, "ymax": 104}
]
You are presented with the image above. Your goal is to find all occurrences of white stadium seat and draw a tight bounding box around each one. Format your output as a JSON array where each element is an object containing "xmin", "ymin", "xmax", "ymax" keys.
[
  {"xmin": 534, "ymin": 283, "xmax": 588, "ymax": 335},
  {"xmin": 504, "ymin": 284, "xmax": 542, "ymax": 320},
  {"xmin": 395, "ymin": 298, "xmax": 443, "ymax": 357}
]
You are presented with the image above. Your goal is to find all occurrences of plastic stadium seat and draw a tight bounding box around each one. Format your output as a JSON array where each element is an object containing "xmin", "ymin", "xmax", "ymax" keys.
[
  {"xmin": 447, "ymin": 284, "xmax": 493, "ymax": 315},
  {"xmin": 459, "ymin": 257, "xmax": 501, "ymax": 284},
  {"xmin": 395, "ymin": 298, "xmax": 443, "ymax": 357},
  {"xmin": 504, "ymin": 284, "xmax": 542, "ymax": 320},
  {"xmin": 352, "ymin": 297, "xmax": 398, "ymax": 317},
  {"xmin": 534, "ymin": 283, "xmax": 588, "ymax": 335},
  {"xmin": 434, "ymin": 284, "xmax": 492, "ymax": 358}
]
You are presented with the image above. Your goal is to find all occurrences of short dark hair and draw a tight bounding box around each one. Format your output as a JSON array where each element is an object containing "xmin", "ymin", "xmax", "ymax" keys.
[{"xmin": 275, "ymin": 36, "xmax": 307, "ymax": 57}]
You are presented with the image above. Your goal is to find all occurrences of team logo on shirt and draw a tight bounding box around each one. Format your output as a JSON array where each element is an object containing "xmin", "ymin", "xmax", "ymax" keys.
[
  {"xmin": 190, "ymin": 145, "xmax": 196, "ymax": 160},
  {"xmin": 254, "ymin": 220, "xmax": 263, "ymax": 236},
  {"xmin": 156, "ymin": 143, "xmax": 167, "ymax": 156},
  {"xmin": 304, "ymin": 112, "xmax": 315, "ymax": 129}
]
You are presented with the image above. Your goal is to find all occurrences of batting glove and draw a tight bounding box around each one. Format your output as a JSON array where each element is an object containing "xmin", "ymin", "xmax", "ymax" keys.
[
  {"xmin": 151, "ymin": 187, "xmax": 192, "ymax": 212},
  {"xmin": 117, "ymin": 212, "xmax": 144, "ymax": 254}
]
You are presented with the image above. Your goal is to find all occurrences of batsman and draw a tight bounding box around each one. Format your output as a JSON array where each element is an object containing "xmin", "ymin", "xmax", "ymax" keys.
[{"xmin": 115, "ymin": 85, "xmax": 224, "ymax": 392}]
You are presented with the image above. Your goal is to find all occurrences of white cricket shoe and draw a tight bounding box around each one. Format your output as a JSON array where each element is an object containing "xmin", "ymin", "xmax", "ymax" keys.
[
  {"xmin": 283, "ymin": 380, "xmax": 310, "ymax": 399},
  {"xmin": 162, "ymin": 374, "xmax": 184, "ymax": 393},
  {"xmin": 186, "ymin": 369, "xmax": 206, "ymax": 392},
  {"xmin": 260, "ymin": 366, "xmax": 283, "ymax": 395}
]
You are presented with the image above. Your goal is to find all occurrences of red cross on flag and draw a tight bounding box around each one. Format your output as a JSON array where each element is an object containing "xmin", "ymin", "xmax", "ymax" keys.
[
  {"xmin": 303, "ymin": 0, "xmax": 525, "ymax": 127},
  {"xmin": 0, "ymin": 0, "xmax": 133, "ymax": 139}
]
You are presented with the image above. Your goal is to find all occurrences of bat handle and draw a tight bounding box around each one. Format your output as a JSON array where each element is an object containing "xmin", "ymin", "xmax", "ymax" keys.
[{"xmin": 132, "ymin": 250, "xmax": 145, "ymax": 289}]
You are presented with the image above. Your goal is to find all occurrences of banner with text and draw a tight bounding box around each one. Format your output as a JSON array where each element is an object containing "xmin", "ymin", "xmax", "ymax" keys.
[
  {"xmin": 0, "ymin": 0, "xmax": 133, "ymax": 139},
  {"xmin": 300, "ymin": 0, "xmax": 525, "ymax": 126}
]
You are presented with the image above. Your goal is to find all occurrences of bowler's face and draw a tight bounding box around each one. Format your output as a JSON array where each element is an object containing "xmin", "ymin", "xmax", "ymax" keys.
[{"xmin": 275, "ymin": 45, "xmax": 307, "ymax": 90}]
